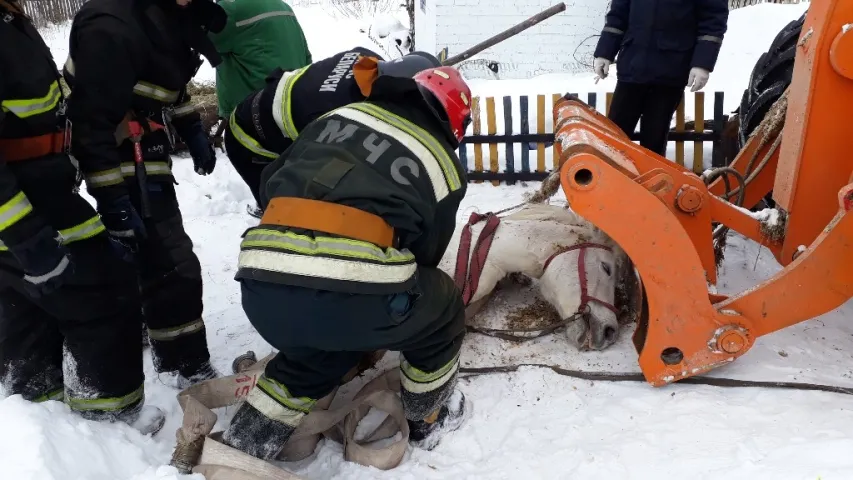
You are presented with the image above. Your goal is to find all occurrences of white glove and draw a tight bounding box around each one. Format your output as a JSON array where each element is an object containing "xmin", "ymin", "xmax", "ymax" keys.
[
  {"xmin": 688, "ymin": 67, "xmax": 710, "ymax": 92},
  {"xmin": 593, "ymin": 57, "xmax": 611, "ymax": 79}
]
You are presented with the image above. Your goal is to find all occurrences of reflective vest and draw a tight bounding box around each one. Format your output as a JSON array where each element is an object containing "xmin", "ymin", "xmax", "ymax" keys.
[{"xmin": 236, "ymin": 101, "xmax": 467, "ymax": 295}]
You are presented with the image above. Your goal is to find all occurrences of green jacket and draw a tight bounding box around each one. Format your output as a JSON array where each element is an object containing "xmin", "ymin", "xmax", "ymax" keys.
[{"xmin": 210, "ymin": 0, "xmax": 312, "ymax": 118}]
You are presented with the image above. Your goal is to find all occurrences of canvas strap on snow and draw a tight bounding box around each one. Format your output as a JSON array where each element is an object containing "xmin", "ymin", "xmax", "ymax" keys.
[
  {"xmin": 454, "ymin": 212, "xmax": 501, "ymax": 306},
  {"xmin": 172, "ymin": 354, "xmax": 411, "ymax": 479},
  {"xmin": 261, "ymin": 197, "xmax": 396, "ymax": 249}
]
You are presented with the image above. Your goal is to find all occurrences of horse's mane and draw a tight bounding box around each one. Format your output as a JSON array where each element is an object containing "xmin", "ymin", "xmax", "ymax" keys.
[
  {"xmin": 504, "ymin": 203, "xmax": 587, "ymax": 225},
  {"xmin": 504, "ymin": 203, "xmax": 615, "ymax": 247}
]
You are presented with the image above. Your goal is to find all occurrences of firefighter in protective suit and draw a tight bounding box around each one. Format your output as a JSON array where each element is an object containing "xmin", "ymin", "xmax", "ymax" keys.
[
  {"xmin": 0, "ymin": 0, "xmax": 163, "ymax": 434},
  {"xmin": 223, "ymin": 65, "xmax": 473, "ymax": 459},
  {"xmin": 223, "ymin": 48, "xmax": 442, "ymax": 215},
  {"xmin": 63, "ymin": 0, "xmax": 225, "ymax": 387}
]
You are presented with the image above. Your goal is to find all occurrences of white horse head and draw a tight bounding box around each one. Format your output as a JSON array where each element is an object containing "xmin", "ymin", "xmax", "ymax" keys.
[{"xmin": 440, "ymin": 203, "xmax": 633, "ymax": 351}]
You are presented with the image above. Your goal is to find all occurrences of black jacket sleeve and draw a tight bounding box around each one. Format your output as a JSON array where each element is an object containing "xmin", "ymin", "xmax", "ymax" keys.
[
  {"xmin": 0, "ymin": 86, "xmax": 59, "ymax": 263},
  {"xmin": 691, "ymin": 0, "xmax": 728, "ymax": 72},
  {"xmin": 68, "ymin": 16, "xmax": 144, "ymax": 205},
  {"xmin": 593, "ymin": 0, "xmax": 630, "ymax": 62},
  {"xmin": 169, "ymin": 84, "xmax": 204, "ymax": 141}
]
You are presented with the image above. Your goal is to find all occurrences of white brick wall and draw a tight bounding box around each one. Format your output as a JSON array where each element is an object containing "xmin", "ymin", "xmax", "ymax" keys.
[{"xmin": 415, "ymin": 0, "xmax": 610, "ymax": 79}]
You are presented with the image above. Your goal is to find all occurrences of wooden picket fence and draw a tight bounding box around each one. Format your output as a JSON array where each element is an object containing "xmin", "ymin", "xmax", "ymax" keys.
[{"xmin": 458, "ymin": 91, "xmax": 727, "ymax": 185}]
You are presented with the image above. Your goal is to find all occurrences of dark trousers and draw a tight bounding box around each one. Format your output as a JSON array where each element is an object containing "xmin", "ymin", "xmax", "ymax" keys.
[
  {"xmin": 0, "ymin": 235, "xmax": 144, "ymax": 415},
  {"xmin": 607, "ymin": 81, "xmax": 685, "ymax": 157},
  {"xmin": 240, "ymin": 267, "xmax": 466, "ymax": 399},
  {"xmin": 224, "ymin": 124, "xmax": 272, "ymax": 207},
  {"xmin": 128, "ymin": 179, "xmax": 210, "ymax": 374}
]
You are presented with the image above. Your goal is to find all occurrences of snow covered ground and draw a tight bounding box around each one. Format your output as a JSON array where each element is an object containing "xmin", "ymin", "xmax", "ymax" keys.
[{"xmin": 8, "ymin": 2, "xmax": 853, "ymax": 480}]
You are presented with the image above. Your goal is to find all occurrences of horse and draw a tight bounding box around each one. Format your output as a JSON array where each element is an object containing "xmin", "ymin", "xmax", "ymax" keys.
[{"xmin": 439, "ymin": 202, "xmax": 637, "ymax": 351}]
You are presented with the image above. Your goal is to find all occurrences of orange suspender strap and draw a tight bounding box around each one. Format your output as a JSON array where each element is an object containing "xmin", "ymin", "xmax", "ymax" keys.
[{"xmin": 261, "ymin": 197, "xmax": 396, "ymax": 249}]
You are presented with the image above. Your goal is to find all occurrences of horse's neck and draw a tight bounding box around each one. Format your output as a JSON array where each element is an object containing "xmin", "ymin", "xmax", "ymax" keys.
[
  {"xmin": 439, "ymin": 218, "xmax": 595, "ymax": 280},
  {"xmin": 490, "ymin": 220, "xmax": 591, "ymax": 277}
]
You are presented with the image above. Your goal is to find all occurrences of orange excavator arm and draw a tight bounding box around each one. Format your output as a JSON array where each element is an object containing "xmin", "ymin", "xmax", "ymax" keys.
[{"xmin": 555, "ymin": 0, "xmax": 853, "ymax": 386}]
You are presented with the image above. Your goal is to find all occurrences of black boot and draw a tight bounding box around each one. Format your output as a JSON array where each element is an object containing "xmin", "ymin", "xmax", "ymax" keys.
[
  {"xmin": 177, "ymin": 360, "xmax": 220, "ymax": 389},
  {"xmin": 222, "ymin": 376, "xmax": 314, "ymax": 460},
  {"xmin": 247, "ymin": 204, "xmax": 264, "ymax": 219},
  {"xmin": 408, "ymin": 389, "xmax": 471, "ymax": 451},
  {"xmin": 142, "ymin": 323, "xmax": 150, "ymax": 349}
]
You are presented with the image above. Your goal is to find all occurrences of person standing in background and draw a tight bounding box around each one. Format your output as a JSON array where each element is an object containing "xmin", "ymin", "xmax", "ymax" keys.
[
  {"xmin": 592, "ymin": 0, "xmax": 729, "ymax": 157},
  {"xmin": 210, "ymin": 0, "xmax": 312, "ymax": 122}
]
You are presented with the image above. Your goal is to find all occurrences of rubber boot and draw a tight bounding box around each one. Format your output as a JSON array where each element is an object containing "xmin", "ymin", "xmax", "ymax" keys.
[
  {"xmin": 141, "ymin": 322, "xmax": 150, "ymax": 349},
  {"xmin": 407, "ymin": 389, "xmax": 471, "ymax": 451},
  {"xmin": 222, "ymin": 398, "xmax": 299, "ymax": 460},
  {"xmin": 247, "ymin": 204, "xmax": 263, "ymax": 219},
  {"xmin": 177, "ymin": 360, "xmax": 220, "ymax": 390},
  {"xmin": 222, "ymin": 375, "xmax": 315, "ymax": 460}
]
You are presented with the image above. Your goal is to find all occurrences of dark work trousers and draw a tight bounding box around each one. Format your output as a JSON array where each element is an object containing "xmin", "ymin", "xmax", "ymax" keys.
[
  {"xmin": 223, "ymin": 124, "xmax": 273, "ymax": 207},
  {"xmin": 0, "ymin": 235, "xmax": 144, "ymax": 417},
  {"xmin": 607, "ymin": 81, "xmax": 685, "ymax": 157},
  {"xmin": 127, "ymin": 174, "xmax": 211, "ymax": 375},
  {"xmin": 240, "ymin": 267, "xmax": 467, "ymax": 400}
]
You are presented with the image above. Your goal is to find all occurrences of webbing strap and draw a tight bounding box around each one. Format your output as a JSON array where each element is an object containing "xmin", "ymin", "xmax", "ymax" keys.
[
  {"xmin": 453, "ymin": 212, "xmax": 501, "ymax": 306},
  {"xmin": 261, "ymin": 197, "xmax": 395, "ymax": 248}
]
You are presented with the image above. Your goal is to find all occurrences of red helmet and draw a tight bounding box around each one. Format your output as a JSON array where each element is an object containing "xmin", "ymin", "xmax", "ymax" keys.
[{"xmin": 413, "ymin": 66, "xmax": 472, "ymax": 144}]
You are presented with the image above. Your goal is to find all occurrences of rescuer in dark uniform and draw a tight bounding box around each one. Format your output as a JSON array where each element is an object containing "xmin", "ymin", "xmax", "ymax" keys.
[
  {"xmin": 223, "ymin": 48, "xmax": 442, "ymax": 215},
  {"xmin": 222, "ymin": 65, "xmax": 473, "ymax": 459},
  {"xmin": 63, "ymin": 0, "xmax": 227, "ymax": 388},
  {"xmin": 0, "ymin": 0, "xmax": 164, "ymax": 434}
]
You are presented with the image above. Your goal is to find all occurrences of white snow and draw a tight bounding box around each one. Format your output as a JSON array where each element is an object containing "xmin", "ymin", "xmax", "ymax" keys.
[{"xmin": 6, "ymin": 2, "xmax": 853, "ymax": 480}]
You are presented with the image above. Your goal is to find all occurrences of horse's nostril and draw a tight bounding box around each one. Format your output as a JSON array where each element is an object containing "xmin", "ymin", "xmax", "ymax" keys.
[
  {"xmin": 604, "ymin": 326, "xmax": 617, "ymax": 341},
  {"xmin": 601, "ymin": 262, "xmax": 612, "ymax": 276}
]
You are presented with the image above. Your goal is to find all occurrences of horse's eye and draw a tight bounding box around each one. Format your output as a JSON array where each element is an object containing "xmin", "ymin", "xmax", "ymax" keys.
[{"xmin": 601, "ymin": 262, "xmax": 612, "ymax": 276}]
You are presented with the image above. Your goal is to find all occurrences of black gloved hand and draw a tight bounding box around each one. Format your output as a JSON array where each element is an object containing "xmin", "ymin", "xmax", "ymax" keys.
[
  {"xmin": 98, "ymin": 195, "xmax": 147, "ymax": 261},
  {"xmin": 183, "ymin": 121, "xmax": 217, "ymax": 176},
  {"xmin": 9, "ymin": 226, "xmax": 74, "ymax": 297}
]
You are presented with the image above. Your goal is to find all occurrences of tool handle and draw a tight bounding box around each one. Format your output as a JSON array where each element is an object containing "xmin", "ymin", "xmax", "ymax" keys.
[
  {"xmin": 129, "ymin": 120, "xmax": 153, "ymax": 219},
  {"xmin": 442, "ymin": 2, "xmax": 566, "ymax": 66}
]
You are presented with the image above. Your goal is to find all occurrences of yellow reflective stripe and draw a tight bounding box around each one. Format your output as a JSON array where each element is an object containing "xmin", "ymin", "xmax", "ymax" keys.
[
  {"xmin": 133, "ymin": 81, "xmax": 180, "ymax": 103},
  {"xmin": 400, "ymin": 352, "xmax": 460, "ymax": 394},
  {"xmin": 66, "ymin": 385, "xmax": 144, "ymax": 412},
  {"xmin": 1, "ymin": 81, "xmax": 62, "ymax": 118},
  {"xmin": 0, "ymin": 191, "xmax": 33, "ymax": 232},
  {"xmin": 86, "ymin": 162, "xmax": 172, "ymax": 188},
  {"xmin": 32, "ymin": 388, "xmax": 65, "ymax": 403},
  {"xmin": 59, "ymin": 215, "xmax": 107, "ymax": 243},
  {"xmin": 349, "ymin": 103, "xmax": 463, "ymax": 193},
  {"xmin": 257, "ymin": 375, "xmax": 316, "ymax": 413},
  {"xmin": 229, "ymin": 111, "xmax": 277, "ymax": 159},
  {"xmin": 147, "ymin": 318, "xmax": 205, "ymax": 341},
  {"xmin": 85, "ymin": 168, "xmax": 125, "ymax": 188},
  {"xmin": 172, "ymin": 102, "xmax": 197, "ymax": 118},
  {"xmin": 238, "ymin": 248, "xmax": 417, "ymax": 284},
  {"xmin": 602, "ymin": 26, "xmax": 624, "ymax": 35},
  {"xmin": 241, "ymin": 228, "xmax": 414, "ymax": 263},
  {"xmin": 119, "ymin": 161, "xmax": 172, "ymax": 176},
  {"xmin": 272, "ymin": 66, "xmax": 309, "ymax": 139},
  {"xmin": 0, "ymin": 215, "xmax": 105, "ymax": 251}
]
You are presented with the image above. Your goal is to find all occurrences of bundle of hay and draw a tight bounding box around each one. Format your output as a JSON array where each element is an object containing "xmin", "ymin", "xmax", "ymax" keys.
[
  {"xmin": 171, "ymin": 80, "xmax": 221, "ymax": 153},
  {"xmin": 186, "ymin": 80, "xmax": 220, "ymax": 134}
]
